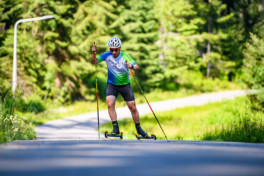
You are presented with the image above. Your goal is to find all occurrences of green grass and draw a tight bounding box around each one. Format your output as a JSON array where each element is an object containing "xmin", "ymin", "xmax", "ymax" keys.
[
  {"xmin": 100, "ymin": 97, "xmax": 264, "ymax": 143},
  {"xmin": 0, "ymin": 92, "xmax": 36, "ymax": 144},
  {"xmin": 202, "ymin": 107, "xmax": 264, "ymax": 143}
]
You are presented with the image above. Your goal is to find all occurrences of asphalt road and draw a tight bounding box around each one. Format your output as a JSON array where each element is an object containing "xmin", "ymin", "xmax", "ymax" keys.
[
  {"xmin": 0, "ymin": 90, "xmax": 263, "ymax": 176},
  {"xmin": 0, "ymin": 140, "xmax": 264, "ymax": 176}
]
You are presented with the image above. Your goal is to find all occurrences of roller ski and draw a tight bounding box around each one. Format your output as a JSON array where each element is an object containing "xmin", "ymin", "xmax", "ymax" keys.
[
  {"xmin": 105, "ymin": 121, "xmax": 123, "ymax": 139},
  {"xmin": 135, "ymin": 124, "xmax": 156, "ymax": 140},
  {"xmin": 135, "ymin": 133, "xmax": 156, "ymax": 140},
  {"xmin": 104, "ymin": 131, "xmax": 123, "ymax": 139}
]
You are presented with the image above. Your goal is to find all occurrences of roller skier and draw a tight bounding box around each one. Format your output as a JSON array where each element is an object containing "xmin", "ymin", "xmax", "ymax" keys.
[{"xmin": 91, "ymin": 36, "xmax": 154, "ymax": 139}]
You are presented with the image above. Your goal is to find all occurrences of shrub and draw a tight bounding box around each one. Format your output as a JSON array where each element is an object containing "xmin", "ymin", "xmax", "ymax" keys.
[
  {"xmin": 0, "ymin": 89, "xmax": 36, "ymax": 143},
  {"xmin": 243, "ymin": 33, "xmax": 264, "ymax": 111},
  {"xmin": 179, "ymin": 71, "xmax": 239, "ymax": 92},
  {"xmin": 21, "ymin": 94, "xmax": 46, "ymax": 114}
]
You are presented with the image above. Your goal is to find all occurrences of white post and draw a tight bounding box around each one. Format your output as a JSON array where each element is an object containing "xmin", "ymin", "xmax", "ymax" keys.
[{"xmin": 12, "ymin": 15, "xmax": 54, "ymax": 94}]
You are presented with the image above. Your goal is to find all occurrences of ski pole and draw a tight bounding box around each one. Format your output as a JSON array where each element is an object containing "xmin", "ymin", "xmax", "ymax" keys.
[
  {"xmin": 94, "ymin": 41, "xmax": 100, "ymax": 140},
  {"xmin": 130, "ymin": 69, "xmax": 168, "ymax": 140}
]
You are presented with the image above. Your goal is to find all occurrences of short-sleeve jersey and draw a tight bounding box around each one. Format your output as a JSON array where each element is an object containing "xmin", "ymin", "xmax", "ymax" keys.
[{"xmin": 97, "ymin": 51, "xmax": 136, "ymax": 85}]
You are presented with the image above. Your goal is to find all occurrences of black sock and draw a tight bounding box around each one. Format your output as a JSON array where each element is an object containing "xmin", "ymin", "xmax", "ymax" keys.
[
  {"xmin": 112, "ymin": 121, "xmax": 118, "ymax": 127},
  {"xmin": 135, "ymin": 123, "xmax": 140, "ymax": 129}
]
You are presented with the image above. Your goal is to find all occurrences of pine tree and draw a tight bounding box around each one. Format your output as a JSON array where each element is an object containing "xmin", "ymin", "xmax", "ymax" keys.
[
  {"xmin": 192, "ymin": 0, "xmax": 236, "ymax": 79},
  {"xmin": 219, "ymin": 0, "xmax": 264, "ymax": 80},
  {"xmin": 156, "ymin": 0, "xmax": 202, "ymax": 89},
  {"xmin": 70, "ymin": 0, "xmax": 120, "ymax": 99},
  {"xmin": 157, "ymin": 0, "xmax": 237, "ymax": 84},
  {"xmin": 119, "ymin": 0, "xmax": 163, "ymax": 89},
  {"xmin": 243, "ymin": 33, "xmax": 264, "ymax": 110}
]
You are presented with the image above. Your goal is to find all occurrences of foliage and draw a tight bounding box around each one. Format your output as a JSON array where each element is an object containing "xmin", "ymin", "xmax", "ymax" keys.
[
  {"xmin": 120, "ymin": 0, "xmax": 162, "ymax": 89},
  {"xmin": 19, "ymin": 94, "xmax": 46, "ymax": 114},
  {"xmin": 202, "ymin": 99, "xmax": 264, "ymax": 143},
  {"xmin": 0, "ymin": 87, "xmax": 36, "ymax": 143},
  {"xmin": 243, "ymin": 33, "xmax": 264, "ymax": 111},
  {"xmin": 156, "ymin": 0, "xmax": 239, "ymax": 86},
  {"xmin": 178, "ymin": 70, "xmax": 240, "ymax": 92},
  {"xmin": 0, "ymin": 0, "xmax": 262, "ymax": 103}
]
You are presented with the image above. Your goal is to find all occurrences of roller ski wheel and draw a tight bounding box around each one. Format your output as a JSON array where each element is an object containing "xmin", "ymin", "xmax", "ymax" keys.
[
  {"xmin": 104, "ymin": 131, "xmax": 123, "ymax": 139},
  {"xmin": 135, "ymin": 133, "xmax": 156, "ymax": 140}
]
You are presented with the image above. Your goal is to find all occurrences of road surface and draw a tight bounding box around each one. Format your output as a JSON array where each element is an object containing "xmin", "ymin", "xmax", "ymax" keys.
[{"xmin": 0, "ymin": 140, "xmax": 263, "ymax": 176}]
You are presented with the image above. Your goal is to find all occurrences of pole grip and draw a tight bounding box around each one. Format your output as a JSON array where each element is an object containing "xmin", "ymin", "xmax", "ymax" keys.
[
  {"xmin": 93, "ymin": 52, "xmax": 97, "ymax": 60},
  {"xmin": 93, "ymin": 41, "xmax": 97, "ymax": 61}
]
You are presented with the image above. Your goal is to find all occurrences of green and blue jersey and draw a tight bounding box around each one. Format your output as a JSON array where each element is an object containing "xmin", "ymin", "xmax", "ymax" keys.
[{"xmin": 97, "ymin": 51, "xmax": 136, "ymax": 85}]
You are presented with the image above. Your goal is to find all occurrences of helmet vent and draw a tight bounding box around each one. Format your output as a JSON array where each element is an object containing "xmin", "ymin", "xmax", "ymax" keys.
[{"xmin": 108, "ymin": 36, "xmax": 122, "ymax": 48}]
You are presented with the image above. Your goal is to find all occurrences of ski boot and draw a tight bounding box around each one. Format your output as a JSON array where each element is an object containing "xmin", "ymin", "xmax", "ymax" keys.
[
  {"xmin": 135, "ymin": 124, "xmax": 156, "ymax": 140},
  {"xmin": 105, "ymin": 121, "xmax": 123, "ymax": 139}
]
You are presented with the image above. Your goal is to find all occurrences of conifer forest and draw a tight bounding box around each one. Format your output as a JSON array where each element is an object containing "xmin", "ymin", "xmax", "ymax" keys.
[{"xmin": 0, "ymin": 0, "xmax": 263, "ymax": 107}]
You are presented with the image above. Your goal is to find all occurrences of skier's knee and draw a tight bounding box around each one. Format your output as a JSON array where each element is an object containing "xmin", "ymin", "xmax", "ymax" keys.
[
  {"xmin": 108, "ymin": 102, "xmax": 115, "ymax": 109},
  {"xmin": 129, "ymin": 105, "xmax": 137, "ymax": 113}
]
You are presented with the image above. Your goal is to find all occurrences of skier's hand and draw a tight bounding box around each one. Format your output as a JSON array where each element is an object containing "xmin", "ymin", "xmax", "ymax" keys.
[
  {"xmin": 91, "ymin": 43, "xmax": 98, "ymax": 64},
  {"xmin": 126, "ymin": 61, "xmax": 133, "ymax": 69},
  {"xmin": 92, "ymin": 44, "xmax": 97, "ymax": 52}
]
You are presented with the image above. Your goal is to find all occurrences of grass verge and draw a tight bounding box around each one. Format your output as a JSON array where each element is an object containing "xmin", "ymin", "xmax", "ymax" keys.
[
  {"xmin": 0, "ymin": 91, "xmax": 36, "ymax": 144},
  {"xmin": 100, "ymin": 96, "xmax": 264, "ymax": 143}
]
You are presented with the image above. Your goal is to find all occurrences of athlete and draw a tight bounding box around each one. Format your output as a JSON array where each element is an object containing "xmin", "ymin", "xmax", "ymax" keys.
[{"xmin": 91, "ymin": 36, "xmax": 148, "ymax": 137}]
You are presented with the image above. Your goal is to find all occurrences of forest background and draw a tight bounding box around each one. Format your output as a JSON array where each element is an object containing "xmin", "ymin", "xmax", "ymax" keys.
[{"xmin": 0, "ymin": 0, "xmax": 264, "ymax": 142}]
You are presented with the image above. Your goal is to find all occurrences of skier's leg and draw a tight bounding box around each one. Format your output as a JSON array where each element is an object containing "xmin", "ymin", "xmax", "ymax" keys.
[
  {"xmin": 126, "ymin": 100, "xmax": 139, "ymax": 123},
  {"xmin": 111, "ymin": 121, "xmax": 120, "ymax": 134},
  {"xmin": 127, "ymin": 101, "xmax": 148, "ymax": 137},
  {"xmin": 135, "ymin": 123, "xmax": 148, "ymax": 137},
  {"xmin": 106, "ymin": 95, "xmax": 117, "ymax": 121},
  {"xmin": 120, "ymin": 84, "xmax": 148, "ymax": 137},
  {"xmin": 106, "ymin": 95, "xmax": 120, "ymax": 134}
]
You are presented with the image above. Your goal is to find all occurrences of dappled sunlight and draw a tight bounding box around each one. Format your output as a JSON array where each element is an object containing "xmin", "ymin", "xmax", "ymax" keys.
[{"xmin": 0, "ymin": 140, "xmax": 264, "ymax": 175}]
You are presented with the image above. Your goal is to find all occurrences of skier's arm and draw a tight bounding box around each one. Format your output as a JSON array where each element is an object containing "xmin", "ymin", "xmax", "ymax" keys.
[
  {"xmin": 126, "ymin": 62, "xmax": 139, "ymax": 70},
  {"xmin": 124, "ymin": 52, "xmax": 139, "ymax": 70},
  {"xmin": 126, "ymin": 61, "xmax": 139, "ymax": 70}
]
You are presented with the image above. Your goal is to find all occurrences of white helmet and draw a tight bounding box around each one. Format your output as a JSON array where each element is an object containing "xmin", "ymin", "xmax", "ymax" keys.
[{"xmin": 108, "ymin": 36, "xmax": 122, "ymax": 48}]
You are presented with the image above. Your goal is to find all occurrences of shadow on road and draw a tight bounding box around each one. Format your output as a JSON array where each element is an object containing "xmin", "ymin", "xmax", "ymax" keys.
[{"xmin": 0, "ymin": 140, "xmax": 264, "ymax": 176}]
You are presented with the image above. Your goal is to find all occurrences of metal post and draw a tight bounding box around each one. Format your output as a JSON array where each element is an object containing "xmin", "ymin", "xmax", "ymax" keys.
[{"xmin": 12, "ymin": 15, "xmax": 54, "ymax": 94}]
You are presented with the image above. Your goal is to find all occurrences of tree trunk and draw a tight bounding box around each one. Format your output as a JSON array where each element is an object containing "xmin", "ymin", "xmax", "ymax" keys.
[
  {"xmin": 159, "ymin": 21, "xmax": 166, "ymax": 69},
  {"xmin": 206, "ymin": 0, "xmax": 212, "ymax": 78},
  {"xmin": 206, "ymin": 21, "xmax": 212, "ymax": 78},
  {"xmin": 206, "ymin": 41, "xmax": 211, "ymax": 78}
]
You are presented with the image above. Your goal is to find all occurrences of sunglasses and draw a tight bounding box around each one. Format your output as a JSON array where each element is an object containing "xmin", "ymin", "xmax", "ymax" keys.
[{"xmin": 110, "ymin": 48, "xmax": 120, "ymax": 52}]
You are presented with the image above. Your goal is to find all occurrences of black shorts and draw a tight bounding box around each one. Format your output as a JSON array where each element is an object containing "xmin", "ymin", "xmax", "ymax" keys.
[{"xmin": 106, "ymin": 83, "xmax": 135, "ymax": 101}]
